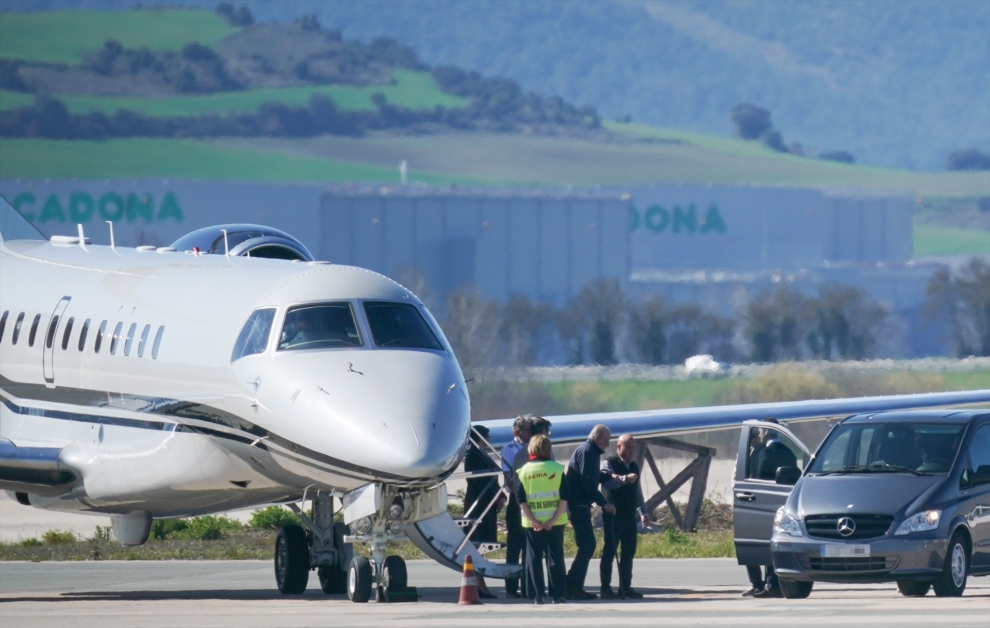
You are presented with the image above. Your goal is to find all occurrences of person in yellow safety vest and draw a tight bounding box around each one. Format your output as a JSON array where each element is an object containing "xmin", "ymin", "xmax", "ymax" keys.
[{"xmin": 514, "ymin": 434, "xmax": 571, "ymax": 605}]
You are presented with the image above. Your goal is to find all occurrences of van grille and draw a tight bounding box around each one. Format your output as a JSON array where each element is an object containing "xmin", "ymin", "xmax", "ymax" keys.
[
  {"xmin": 804, "ymin": 514, "xmax": 894, "ymax": 540},
  {"xmin": 807, "ymin": 556, "xmax": 896, "ymax": 572}
]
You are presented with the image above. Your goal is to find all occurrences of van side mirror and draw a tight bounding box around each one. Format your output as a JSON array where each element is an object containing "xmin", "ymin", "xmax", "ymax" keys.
[{"xmin": 775, "ymin": 466, "xmax": 801, "ymax": 486}]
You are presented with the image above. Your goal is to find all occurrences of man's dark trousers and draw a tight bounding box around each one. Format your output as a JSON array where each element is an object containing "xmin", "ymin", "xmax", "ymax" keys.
[
  {"xmin": 524, "ymin": 526, "xmax": 566, "ymax": 600},
  {"xmin": 566, "ymin": 504, "xmax": 596, "ymax": 591},
  {"xmin": 505, "ymin": 497, "xmax": 523, "ymax": 595},
  {"xmin": 600, "ymin": 510, "xmax": 637, "ymax": 593},
  {"xmin": 746, "ymin": 564, "xmax": 777, "ymax": 589}
]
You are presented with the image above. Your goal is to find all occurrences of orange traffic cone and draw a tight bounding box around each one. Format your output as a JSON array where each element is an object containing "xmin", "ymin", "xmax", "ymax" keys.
[{"xmin": 458, "ymin": 555, "xmax": 482, "ymax": 605}]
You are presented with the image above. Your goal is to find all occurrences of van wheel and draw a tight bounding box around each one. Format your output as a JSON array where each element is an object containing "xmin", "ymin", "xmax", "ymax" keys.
[
  {"xmin": 779, "ymin": 579, "xmax": 813, "ymax": 599},
  {"xmin": 933, "ymin": 533, "xmax": 968, "ymax": 597},
  {"xmin": 896, "ymin": 580, "xmax": 930, "ymax": 597}
]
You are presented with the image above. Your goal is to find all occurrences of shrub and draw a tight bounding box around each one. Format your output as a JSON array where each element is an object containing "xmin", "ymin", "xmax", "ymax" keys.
[
  {"xmin": 249, "ymin": 506, "xmax": 301, "ymax": 530},
  {"xmin": 946, "ymin": 148, "xmax": 990, "ymax": 172},
  {"xmin": 20, "ymin": 537, "xmax": 43, "ymax": 547},
  {"xmin": 151, "ymin": 518, "xmax": 189, "ymax": 540},
  {"xmin": 664, "ymin": 527, "xmax": 688, "ymax": 544},
  {"xmin": 42, "ymin": 530, "xmax": 77, "ymax": 545},
  {"xmin": 182, "ymin": 516, "xmax": 242, "ymax": 540},
  {"xmin": 820, "ymin": 150, "xmax": 855, "ymax": 164},
  {"xmin": 730, "ymin": 103, "xmax": 773, "ymax": 140}
]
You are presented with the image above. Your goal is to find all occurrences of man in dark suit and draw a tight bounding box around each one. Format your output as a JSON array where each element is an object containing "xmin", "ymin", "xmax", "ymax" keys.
[
  {"xmin": 564, "ymin": 424, "xmax": 615, "ymax": 599},
  {"xmin": 599, "ymin": 434, "xmax": 650, "ymax": 599}
]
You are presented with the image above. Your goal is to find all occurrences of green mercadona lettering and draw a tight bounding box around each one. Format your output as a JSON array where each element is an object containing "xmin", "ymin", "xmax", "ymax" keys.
[
  {"xmin": 628, "ymin": 202, "xmax": 726, "ymax": 234},
  {"xmin": 12, "ymin": 191, "xmax": 185, "ymax": 224}
]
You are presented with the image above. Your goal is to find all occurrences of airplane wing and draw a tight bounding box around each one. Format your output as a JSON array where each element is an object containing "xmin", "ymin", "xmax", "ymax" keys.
[{"xmin": 475, "ymin": 389, "xmax": 990, "ymax": 448}]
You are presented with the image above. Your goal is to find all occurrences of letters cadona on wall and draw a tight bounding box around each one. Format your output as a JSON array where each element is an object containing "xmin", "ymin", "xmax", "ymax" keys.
[
  {"xmin": 12, "ymin": 191, "xmax": 185, "ymax": 224},
  {"xmin": 629, "ymin": 202, "xmax": 726, "ymax": 234}
]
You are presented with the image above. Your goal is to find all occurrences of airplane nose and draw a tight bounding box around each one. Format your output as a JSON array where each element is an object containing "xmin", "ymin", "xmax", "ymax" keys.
[{"xmin": 255, "ymin": 349, "xmax": 470, "ymax": 481}]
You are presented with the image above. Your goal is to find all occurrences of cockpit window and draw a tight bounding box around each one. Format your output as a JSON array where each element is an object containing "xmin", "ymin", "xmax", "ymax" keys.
[
  {"xmin": 232, "ymin": 308, "xmax": 276, "ymax": 361},
  {"xmin": 278, "ymin": 303, "xmax": 362, "ymax": 351},
  {"xmin": 363, "ymin": 301, "xmax": 444, "ymax": 351}
]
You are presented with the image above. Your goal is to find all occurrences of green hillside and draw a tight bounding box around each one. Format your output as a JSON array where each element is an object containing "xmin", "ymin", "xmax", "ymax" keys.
[
  {"xmin": 0, "ymin": 10, "xmax": 236, "ymax": 64},
  {"xmin": 914, "ymin": 225, "xmax": 990, "ymax": 257},
  {"xmin": 0, "ymin": 71, "xmax": 464, "ymax": 116}
]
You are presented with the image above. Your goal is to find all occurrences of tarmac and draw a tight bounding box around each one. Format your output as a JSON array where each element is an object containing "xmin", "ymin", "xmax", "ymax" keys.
[{"xmin": 1, "ymin": 559, "xmax": 987, "ymax": 628}]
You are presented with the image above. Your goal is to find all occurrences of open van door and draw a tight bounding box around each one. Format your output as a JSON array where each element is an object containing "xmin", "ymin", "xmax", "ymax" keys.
[{"xmin": 733, "ymin": 420, "xmax": 810, "ymax": 567}]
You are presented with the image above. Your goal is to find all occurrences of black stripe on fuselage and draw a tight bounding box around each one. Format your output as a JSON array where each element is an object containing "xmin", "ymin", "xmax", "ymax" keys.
[{"xmin": 0, "ymin": 375, "xmax": 421, "ymax": 482}]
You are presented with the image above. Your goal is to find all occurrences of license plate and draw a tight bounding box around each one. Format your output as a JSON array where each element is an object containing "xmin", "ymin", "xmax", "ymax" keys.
[{"xmin": 821, "ymin": 544, "xmax": 870, "ymax": 558}]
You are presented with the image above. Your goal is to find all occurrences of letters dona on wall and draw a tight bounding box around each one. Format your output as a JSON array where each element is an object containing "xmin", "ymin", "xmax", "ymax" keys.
[{"xmin": 629, "ymin": 202, "xmax": 726, "ymax": 235}]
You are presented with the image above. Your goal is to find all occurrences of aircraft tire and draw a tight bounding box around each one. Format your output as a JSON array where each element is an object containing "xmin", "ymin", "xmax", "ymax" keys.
[
  {"xmin": 347, "ymin": 556, "xmax": 373, "ymax": 603},
  {"xmin": 383, "ymin": 555, "xmax": 408, "ymax": 591},
  {"xmin": 319, "ymin": 563, "xmax": 347, "ymax": 594},
  {"xmin": 274, "ymin": 525, "xmax": 310, "ymax": 595}
]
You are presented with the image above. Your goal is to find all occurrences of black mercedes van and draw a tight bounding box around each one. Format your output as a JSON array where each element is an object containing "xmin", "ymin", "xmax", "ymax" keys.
[{"xmin": 733, "ymin": 410, "xmax": 990, "ymax": 599}]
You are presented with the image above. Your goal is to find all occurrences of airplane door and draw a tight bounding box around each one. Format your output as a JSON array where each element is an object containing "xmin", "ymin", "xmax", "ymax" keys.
[
  {"xmin": 43, "ymin": 296, "xmax": 71, "ymax": 387},
  {"xmin": 733, "ymin": 421, "xmax": 809, "ymax": 567}
]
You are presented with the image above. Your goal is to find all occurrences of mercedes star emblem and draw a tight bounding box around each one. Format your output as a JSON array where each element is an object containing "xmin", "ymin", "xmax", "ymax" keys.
[{"xmin": 837, "ymin": 517, "xmax": 856, "ymax": 537}]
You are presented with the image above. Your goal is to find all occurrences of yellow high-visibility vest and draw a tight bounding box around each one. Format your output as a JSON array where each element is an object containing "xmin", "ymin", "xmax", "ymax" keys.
[{"xmin": 516, "ymin": 459, "xmax": 569, "ymax": 528}]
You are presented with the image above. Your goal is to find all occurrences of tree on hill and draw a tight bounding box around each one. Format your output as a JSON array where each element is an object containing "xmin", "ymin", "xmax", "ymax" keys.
[
  {"xmin": 216, "ymin": 3, "xmax": 254, "ymax": 26},
  {"xmin": 924, "ymin": 258, "xmax": 990, "ymax": 357},
  {"xmin": 820, "ymin": 150, "xmax": 855, "ymax": 164},
  {"xmin": 731, "ymin": 103, "xmax": 789, "ymax": 153}
]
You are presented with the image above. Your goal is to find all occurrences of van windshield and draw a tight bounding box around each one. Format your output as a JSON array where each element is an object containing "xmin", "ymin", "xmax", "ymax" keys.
[{"xmin": 809, "ymin": 422, "xmax": 965, "ymax": 475}]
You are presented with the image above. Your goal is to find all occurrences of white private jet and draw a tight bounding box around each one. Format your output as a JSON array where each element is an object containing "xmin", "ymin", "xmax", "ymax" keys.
[{"xmin": 1, "ymin": 197, "xmax": 987, "ymax": 602}]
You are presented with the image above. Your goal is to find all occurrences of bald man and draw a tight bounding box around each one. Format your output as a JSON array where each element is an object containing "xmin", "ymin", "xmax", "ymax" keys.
[
  {"xmin": 599, "ymin": 434, "xmax": 649, "ymax": 599},
  {"xmin": 564, "ymin": 424, "xmax": 615, "ymax": 599}
]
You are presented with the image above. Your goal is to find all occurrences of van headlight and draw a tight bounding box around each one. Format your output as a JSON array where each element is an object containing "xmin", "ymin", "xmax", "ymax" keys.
[
  {"xmin": 894, "ymin": 510, "xmax": 940, "ymax": 535},
  {"xmin": 773, "ymin": 507, "xmax": 803, "ymax": 537}
]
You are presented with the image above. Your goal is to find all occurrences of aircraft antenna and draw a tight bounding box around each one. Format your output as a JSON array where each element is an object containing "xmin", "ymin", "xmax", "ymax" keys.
[
  {"xmin": 221, "ymin": 229, "xmax": 230, "ymax": 259},
  {"xmin": 77, "ymin": 224, "xmax": 88, "ymax": 251},
  {"xmin": 106, "ymin": 221, "xmax": 115, "ymax": 251}
]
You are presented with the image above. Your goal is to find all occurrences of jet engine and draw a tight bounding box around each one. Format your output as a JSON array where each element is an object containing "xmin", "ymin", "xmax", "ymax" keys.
[{"xmin": 170, "ymin": 224, "xmax": 314, "ymax": 261}]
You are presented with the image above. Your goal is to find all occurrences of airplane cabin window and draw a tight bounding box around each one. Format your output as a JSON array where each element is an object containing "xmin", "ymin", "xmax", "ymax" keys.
[
  {"xmin": 78, "ymin": 319, "xmax": 90, "ymax": 351},
  {"xmin": 61, "ymin": 317, "xmax": 75, "ymax": 350},
  {"xmin": 137, "ymin": 324, "xmax": 151, "ymax": 357},
  {"xmin": 94, "ymin": 320, "xmax": 107, "ymax": 353},
  {"xmin": 232, "ymin": 308, "xmax": 276, "ymax": 361},
  {"xmin": 278, "ymin": 303, "xmax": 362, "ymax": 351},
  {"xmin": 109, "ymin": 322, "xmax": 123, "ymax": 355},
  {"xmin": 28, "ymin": 314, "xmax": 41, "ymax": 347},
  {"xmin": 152, "ymin": 325, "xmax": 165, "ymax": 359},
  {"xmin": 11, "ymin": 313, "xmax": 24, "ymax": 344},
  {"xmin": 45, "ymin": 315, "xmax": 59, "ymax": 349},
  {"xmin": 0, "ymin": 311, "xmax": 7, "ymax": 343},
  {"xmin": 123, "ymin": 323, "xmax": 137, "ymax": 356},
  {"xmin": 363, "ymin": 301, "xmax": 443, "ymax": 351}
]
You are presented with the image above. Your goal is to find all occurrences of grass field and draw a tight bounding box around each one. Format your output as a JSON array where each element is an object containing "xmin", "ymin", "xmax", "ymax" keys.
[
  {"xmin": 0, "ymin": 9, "xmax": 237, "ymax": 65},
  {"xmin": 0, "ymin": 138, "xmax": 475, "ymax": 183},
  {"xmin": 218, "ymin": 133, "xmax": 990, "ymax": 198},
  {"xmin": 0, "ymin": 71, "xmax": 466, "ymax": 116},
  {"xmin": 914, "ymin": 224, "xmax": 990, "ymax": 256}
]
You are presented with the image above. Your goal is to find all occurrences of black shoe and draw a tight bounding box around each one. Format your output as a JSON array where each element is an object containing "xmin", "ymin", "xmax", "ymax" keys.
[
  {"xmin": 741, "ymin": 586, "xmax": 762, "ymax": 597},
  {"xmin": 578, "ymin": 589, "xmax": 597, "ymax": 600},
  {"xmin": 753, "ymin": 586, "xmax": 783, "ymax": 599},
  {"xmin": 534, "ymin": 597, "xmax": 545, "ymax": 605},
  {"xmin": 599, "ymin": 587, "xmax": 619, "ymax": 600},
  {"xmin": 623, "ymin": 588, "xmax": 643, "ymax": 599},
  {"xmin": 553, "ymin": 597, "xmax": 567, "ymax": 604},
  {"xmin": 505, "ymin": 591, "xmax": 522, "ymax": 599}
]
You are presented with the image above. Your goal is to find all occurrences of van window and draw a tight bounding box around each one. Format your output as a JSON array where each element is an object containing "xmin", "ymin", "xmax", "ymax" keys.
[
  {"xmin": 94, "ymin": 320, "xmax": 107, "ymax": 353},
  {"xmin": 78, "ymin": 319, "xmax": 90, "ymax": 351},
  {"xmin": 232, "ymin": 308, "xmax": 276, "ymax": 361},
  {"xmin": 278, "ymin": 303, "xmax": 362, "ymax": 351},
  {"xmin": 61, "ymin": 317, "xmax": 75, "ymax": 350},
  {"xmin": 968, "ymin": 424, "xmax": 990, "ymax": 472},
  {"xmin": 363, "ymin": 301, "xmax": 443, "ymax": 350},
  {"xmin": 152, "ymin": 325, "xmax": 164, "ymax": 359},
  {"xmin": 45, "ymin": 315, "xmax": 60, "ymax": 349},
  {"xmin": 11, "ymin": 313, "xmax": 24, "ymax": 344},
  {"xmin": 137, "ymin": 324, "xmax": 151, "ymax": 357},
  {"xmin": 124, "ymin": 323, "xmax": 137, "ymax": 356},
  {"xmin": 109, "ymin": 322, "xmax": 123, "ymax": 355},
  {"xmin": 0, "ymin": 311, "xmax": 7, "ymax": 343},
  {"xmin": 28, "ymin": 314, "xmax": 41, "ymax": 346},
  {"xmin": 746, "ymin": 426, "xmax": 804, "ymax": 480}
]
